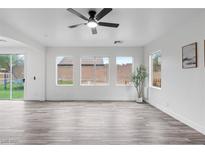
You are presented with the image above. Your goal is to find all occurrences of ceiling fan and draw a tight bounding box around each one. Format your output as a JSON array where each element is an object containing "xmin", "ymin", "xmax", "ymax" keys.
[{"xmin": 67, "ymin": 8, "xmax": 119, "ymax": 34}]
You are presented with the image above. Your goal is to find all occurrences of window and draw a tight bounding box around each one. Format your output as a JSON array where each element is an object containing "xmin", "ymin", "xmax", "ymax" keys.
[
  {"xmin": 150, "ymin": 52, "xmax": 161, "ymax": 88},
  {"xmin": 95, "ymin": 57, "xmax": 109, "ymax": 85},
  {"xmin": 81, "ymin": 57, "xmax": 95, "ymax": 85},
  {"xmin": 116, "ymin": 57, "xmax": 133, "ymax": 85},
  {"xmin": 56, "ymin": 56, "xmax": 73, "ymax": 86},
  {"xmin": 81, "ymin": 57, "xmax": 109, "ymax": 85}
]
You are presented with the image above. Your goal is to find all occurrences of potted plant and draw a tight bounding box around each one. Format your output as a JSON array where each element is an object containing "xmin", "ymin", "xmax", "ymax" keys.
[{"xmin": 131, "ymin": 64, "xmax": 148, "ymax": 103}]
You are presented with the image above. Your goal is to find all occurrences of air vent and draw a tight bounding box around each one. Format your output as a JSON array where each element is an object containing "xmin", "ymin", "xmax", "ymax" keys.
[{"xmin": 114, "ymin": 40, "xmax": 123, "ymax": 44}]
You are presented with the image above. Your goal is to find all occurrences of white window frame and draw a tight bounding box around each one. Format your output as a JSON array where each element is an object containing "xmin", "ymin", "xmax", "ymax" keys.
[
  {"xmin": 116, "ymin": 56, "xmax": 134, "ymax": 86},
  {"xmin": 80, "ymin": 56, "xmax": 110, "ymax": 86},
  {"xmin": 149, "ymin": 51, "xmax": 161, "ymax": 90},
  {"xmin": 56, "ymin": 56, "xmax": 74, "ymax": 87}
]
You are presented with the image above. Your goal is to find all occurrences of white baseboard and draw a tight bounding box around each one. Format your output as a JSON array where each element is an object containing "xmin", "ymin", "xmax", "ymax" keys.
[{"xmin": 149, "ymin": 102, "xmax": 205, "ymax": 135}]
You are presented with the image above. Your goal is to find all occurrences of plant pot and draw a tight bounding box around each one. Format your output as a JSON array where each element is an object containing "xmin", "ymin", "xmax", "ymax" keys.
[{"xmin": 136, "ymin": 97, "xmax": 143, "ymax": 103}]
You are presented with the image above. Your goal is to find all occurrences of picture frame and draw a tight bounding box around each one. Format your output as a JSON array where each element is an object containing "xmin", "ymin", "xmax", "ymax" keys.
[{"xmin": 182, "ymin": 42, "xmax": 197, "ymax": 69}]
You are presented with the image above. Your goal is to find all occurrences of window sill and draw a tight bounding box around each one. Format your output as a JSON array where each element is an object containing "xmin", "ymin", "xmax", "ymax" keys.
[
  {"xmin": 116, "ymin": 84, "xmax": 134, "ymax": 87},
  {"xmin": 150, "ymin": 86, "xmax": 161, "ymax": 90},
  {"xmin": 80, "ymin": 84, "xmax": 109, "ymax": 87},
  {"xmin": 56, "ymin": 84, "xmax": 74, "ymax": 87}
]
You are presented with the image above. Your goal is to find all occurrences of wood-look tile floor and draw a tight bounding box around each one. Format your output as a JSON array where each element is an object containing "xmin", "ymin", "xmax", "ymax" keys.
[{"xmin": 0, "ymin": 101, "xmax": 205, "ymax": 145}]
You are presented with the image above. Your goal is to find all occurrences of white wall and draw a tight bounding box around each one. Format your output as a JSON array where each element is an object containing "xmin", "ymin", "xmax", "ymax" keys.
[
  {"xmin": 46, "ymin": 47, "xmax": 143, "ymax": 101},
  {"xmin": 144, "ymin": 12, "xmax": 205, "ymax": 134},
  {"xmin": 0, "ymin": 47, "xmax": 45, "ymax": 101},
  {"xmin": 0, "ymin": 19, "xmax": 46, "ymax": 101}
]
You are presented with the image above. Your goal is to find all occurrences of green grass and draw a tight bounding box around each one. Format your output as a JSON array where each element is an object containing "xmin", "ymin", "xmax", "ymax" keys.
[
  {"xmin": 0, "ymin": 82, "xmax": 24, "ymax": 100},
  {"xmin": 58, "ymin": 80, "xmax": 73, "ymax": 85},
  {"xmin": 0, "ymin": 89, "xmax": 10, "ymax": 99}
]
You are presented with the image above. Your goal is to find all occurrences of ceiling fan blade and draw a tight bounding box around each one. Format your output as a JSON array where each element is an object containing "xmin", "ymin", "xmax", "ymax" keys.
[
  {"xmin": 91, "ymin": 28, "xmax": 97, "ymax": 34},
  {"xmin": 95, "ymin": 8, "xmax": 112, "ymax": 21},
  {"xmin": 98, "ymin": 22, "xmax": 119, "ymax": 28},
  {"xmin": 67, "ymin": 8, "xmax": 89, "ymax": 21},
  {"xmin": 68, "ymin": 23, "xmax": 86, "ymax": 28}
]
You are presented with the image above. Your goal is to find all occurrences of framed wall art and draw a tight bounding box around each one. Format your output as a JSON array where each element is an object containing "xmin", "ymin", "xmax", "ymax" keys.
[{"xmin": 182, "ymin": 42, "xmax": 197, "ymax": 69}]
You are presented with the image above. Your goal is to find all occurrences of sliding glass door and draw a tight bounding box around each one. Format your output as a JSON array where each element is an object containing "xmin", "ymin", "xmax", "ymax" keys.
[
  {"xmin": 11, "ymin": 55, "xmax": 24, "ymax": 99},
  {"xmin": 0, "ymin": 55, "xmax": 11, "ymax": 99},
  {"xmin": 0, "ymin": 54, "xmax": 24, "ymax": 100}
]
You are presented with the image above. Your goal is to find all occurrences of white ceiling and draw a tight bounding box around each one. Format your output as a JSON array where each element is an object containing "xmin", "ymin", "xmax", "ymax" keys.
[
  {"xmin": 0, "ymin": 36, "xmax": 26, "ymax": 47},
  {"xmin": 0, "ymin": 8, "xmax": 204, "ymax": 47}
]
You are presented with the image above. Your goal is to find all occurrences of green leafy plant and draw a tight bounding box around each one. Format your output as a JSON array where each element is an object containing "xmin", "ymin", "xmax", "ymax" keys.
[{"xmin": 132, "ymin": 64, "xmax": 148, "ymax": 99}]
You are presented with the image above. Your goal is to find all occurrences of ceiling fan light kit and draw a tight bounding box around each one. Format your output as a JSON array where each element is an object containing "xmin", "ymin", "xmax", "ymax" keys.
[
  {"xmin": 87, "ymin": 21, "xmax": 98, "ymax": 28},
  {"xmin": 67, "ymin": 8, "xmax": 119, "ymax": 35}
]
